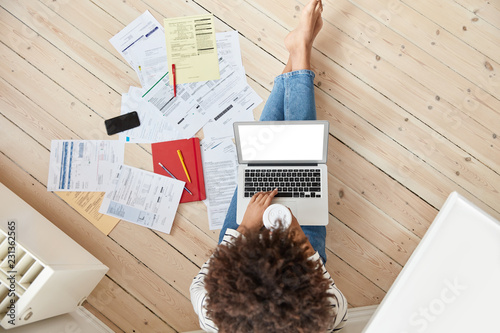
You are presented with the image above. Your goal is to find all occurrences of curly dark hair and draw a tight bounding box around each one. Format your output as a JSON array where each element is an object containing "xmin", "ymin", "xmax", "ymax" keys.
[{"xmin": 204, "ymin": 227, "xmax": 336, "ymax": 332}]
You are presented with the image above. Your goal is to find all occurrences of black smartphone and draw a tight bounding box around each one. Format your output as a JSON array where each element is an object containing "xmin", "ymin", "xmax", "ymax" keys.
[{"xmin": 104, "ymin": 111, "xmax": 141, "ymax": 135}]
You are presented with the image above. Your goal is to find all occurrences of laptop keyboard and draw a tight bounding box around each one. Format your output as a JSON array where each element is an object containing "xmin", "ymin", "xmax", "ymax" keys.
[{"xmin": 244, "ymin": 168, "xmax": 322, "ymax": 198}]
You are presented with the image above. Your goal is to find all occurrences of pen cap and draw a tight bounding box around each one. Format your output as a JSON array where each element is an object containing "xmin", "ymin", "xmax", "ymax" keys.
[{"xmin": 263, "ymin": 204, "xmax": 292, "ymax": 230}]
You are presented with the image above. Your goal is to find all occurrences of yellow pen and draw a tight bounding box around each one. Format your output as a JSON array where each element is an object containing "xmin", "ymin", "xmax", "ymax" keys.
[{"xmin": 177, "ymin": 149, "xmax": 192, "ymax": 182}]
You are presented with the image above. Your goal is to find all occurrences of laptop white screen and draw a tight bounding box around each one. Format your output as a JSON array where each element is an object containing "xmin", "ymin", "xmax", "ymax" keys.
[{"xmin": 234, "ymin": 121, "xmax": 328, "ymax": 164}]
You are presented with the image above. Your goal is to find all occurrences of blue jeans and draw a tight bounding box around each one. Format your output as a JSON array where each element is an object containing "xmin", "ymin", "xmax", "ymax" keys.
[{"xmin": 219, "ymin": 70, "xmax": 327, "ymax": 263}]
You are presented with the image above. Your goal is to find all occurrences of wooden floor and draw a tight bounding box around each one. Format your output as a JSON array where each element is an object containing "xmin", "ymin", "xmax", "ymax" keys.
[{"xmin": 1, "ymin": 0, "xmax": 499, "ymax": 331}]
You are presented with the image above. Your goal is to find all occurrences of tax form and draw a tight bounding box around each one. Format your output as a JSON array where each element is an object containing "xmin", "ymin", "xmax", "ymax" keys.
[
  {"xmin": 47, "ymin": 140, "xmax": 124, "ymax": 192},
  {"xmin": 164, "ymin": 14, "xmax": 220, "ymax": 84},
  {"xmin": 100, "ymin": 165, "xmax": 184, "ymax": 234}
]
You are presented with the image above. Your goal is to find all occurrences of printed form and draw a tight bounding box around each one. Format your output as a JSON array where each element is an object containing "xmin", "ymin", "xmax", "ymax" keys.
[
  {"xmin": 100, "ymin": 165, "xmax": 184, "ymax": 234},
  {"xmin": 164, "ymin": 14, "xmax": 220, "ymax": 84},
  {"xmin": 47, "ymin": 140, "xmax": 124, "ymax": 192},
  {"xmin": 141, "ymin": 32, "xmax": 261, "ymax": 139},
  {"xmin": 142, "ymin": 56, "xmax": 251, "ymax": 139},
  {"xmin": 201, "ymin": 139, "xmax": 238, "ymax": 229},
  {"xmin": 109, "ymin": 11, "xmax": 167, "ymax": 88}
]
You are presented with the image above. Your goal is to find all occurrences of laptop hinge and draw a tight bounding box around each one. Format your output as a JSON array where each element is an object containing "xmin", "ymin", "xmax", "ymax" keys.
[{"xmin": 247, "ymin": 163, "xmax": 318, "ymax": 167}]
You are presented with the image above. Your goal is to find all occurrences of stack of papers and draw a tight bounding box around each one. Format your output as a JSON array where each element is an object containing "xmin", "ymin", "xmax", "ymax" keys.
[
  {"xmin": 110, "ymin": 10, "xmax": 262, "ymax": 142},
  {"xmin": 109, "ymin": 11, "xmax": 262, "ymax": 229},
  {"xmin": 47, "ymin": 11, "xmax": 262, "ymax": 235}
]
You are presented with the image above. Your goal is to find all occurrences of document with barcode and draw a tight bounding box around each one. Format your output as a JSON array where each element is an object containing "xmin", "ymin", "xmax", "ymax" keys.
[{"xmin": 47, "ymin": 140, "xmax": 124, "ymax": 192}]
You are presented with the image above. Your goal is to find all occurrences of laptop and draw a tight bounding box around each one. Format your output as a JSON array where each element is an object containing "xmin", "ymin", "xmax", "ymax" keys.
[{"xmin": 233, "ymin": 120, "xmax": 330, "ymax": 226}]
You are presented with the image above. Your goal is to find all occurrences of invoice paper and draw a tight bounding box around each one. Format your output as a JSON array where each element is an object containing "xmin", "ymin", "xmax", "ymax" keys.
[
  {"xmin": 47, "ymin": 140, "xmax": 124, "ymax": 192},
  {"xmin": 201, "ymin": 139, "xmax": 238, "ymax": 230},
  {"xmin": 128, "ymin": 31, "xmax": 169, "ymax": 88},
  {"xmin": 100, "ymin": 165, "xmax": 184, "ymax": 234},
  {"xmin": 164, "ymin": 14, "xmax": 220, "ymax": 84},
  {"xmin": 109, "ymin": 10, "xmax": 166, "ymax": 87}
]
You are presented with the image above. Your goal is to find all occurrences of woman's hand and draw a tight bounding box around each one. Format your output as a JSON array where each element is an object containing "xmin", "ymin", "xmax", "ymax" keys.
[{"xmin": 237, "ymin": 189, "xmax": 278, "ymax": 236}]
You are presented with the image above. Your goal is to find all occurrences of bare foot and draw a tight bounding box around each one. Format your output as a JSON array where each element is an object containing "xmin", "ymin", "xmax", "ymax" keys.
[
  {"xmin": 284, "ymin": 0, "xmax": 323, "ymax": 71},
  {"xmin": 285, "ymin": 0, "xmax": 323, "ymax": 50}
]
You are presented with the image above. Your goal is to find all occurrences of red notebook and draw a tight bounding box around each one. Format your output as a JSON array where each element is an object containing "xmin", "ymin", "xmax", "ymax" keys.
[{"xmin": 152, "ymin": 137, "xmax": 206, "ymax": 203}]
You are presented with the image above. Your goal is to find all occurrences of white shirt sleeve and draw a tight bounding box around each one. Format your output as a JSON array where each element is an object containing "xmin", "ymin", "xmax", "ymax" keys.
[
  {"xmin": 308, "ymin": 251, "xmax": 348, "ymax": 332},
  {"xmin": 189, "ymin": 229, "xmax": 241, "ymax": 332}
]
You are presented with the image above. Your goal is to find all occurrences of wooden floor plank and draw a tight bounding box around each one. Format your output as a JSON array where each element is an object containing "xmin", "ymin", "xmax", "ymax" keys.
[
  {"xmin": 82, "ymin": 302, "xmax": 125, "ymax": 333},
  {"xmin": 453, "ymin": 0, "xmax": 500, "ymax": 30},
  {"xmin": 403, "ymin": 0, "xmax": 500, "ymax": 63},
  {"xmin": 327, "ymin": 136, "xmax": 438, "ymax": 239},
  {"xmin": 109, "ymin": 220, "xmax": 202, "ymax": 299},
  {"xmin": 325, "ymin": 252, "xmax": 385, "ymax": 307},
  {"xmin": 315, "ymin": 87, "xmax": 500, "ymax": 222},
  {"xmin": 327, "ymin": 173, "xmax": 420, "ymax": 266},
  {"xmin": 327, "ymin": 215, "xmax": 403, "ymax": 291},
  {"xmin": 38, "ymin": 0, "xmax": 131, "ymax": 64},
  {"xmin": 86, "ymin": 277, "xmax": 175, "ymax": 333},
  {"xmin": 351, "ymin": 0, "xmax": 500, "ymax": 98},
  {"xmin": 0, "ymin": 7, "xmax": 121, "ymax": 120},
  {"xmin": 2, "ymin": 0, "xmax": 137, "ymax": 93}
]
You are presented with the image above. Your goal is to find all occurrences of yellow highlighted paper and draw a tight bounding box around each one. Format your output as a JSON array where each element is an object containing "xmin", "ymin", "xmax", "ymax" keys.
[{"xmin": 164, "ymin": 14, "xmax": 220, "ymax": 84}]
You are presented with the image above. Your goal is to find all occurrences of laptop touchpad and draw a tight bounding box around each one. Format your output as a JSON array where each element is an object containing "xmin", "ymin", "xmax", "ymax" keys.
[{"xmin": 273, "ymin": 200, "xmax": 298, "ymax": 216}]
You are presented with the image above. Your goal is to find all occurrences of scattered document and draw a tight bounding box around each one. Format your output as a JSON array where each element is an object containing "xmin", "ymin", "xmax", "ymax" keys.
[
  {"xmin": 57, "ymin": 191, "xmax": 120, "ymax": 235},
  {"xmin": 119, "ymin": 86, "xmax": 180, "ymax": 143},
  {"xmin": 203, "ymin": 106, "xmax": 254, "ymax": 143},
  {"xmin": 142, "ymin": 56, "xmax": 249, "ymax": 139},
  {"xmin": 201, "ymin": 31, "xmax": 260, "ymax": 143},
  {"xmin": 100, "ymin": 165, "xmax": 184, "ymax": 234},
  {"xmin": 216, "ymin": 31, "xmax": 243, "ymax": 70},
  {"xmin": 109, "ymin": 10, "xmax": 166, "ymax": 86},
  {"xmin": 47, "ymin": 140, "xmax": 124, "ymax": 192},
  {"xmin": 164, "ymin": 14, "xmax": 220, "ymax": 84},
  {"xmin": 128, "ymin": 33, "xmax": 169, "ymax": 88},
  {"xmin": 201, "ymin": 139, "xmax": 238, "ymax": 229}
]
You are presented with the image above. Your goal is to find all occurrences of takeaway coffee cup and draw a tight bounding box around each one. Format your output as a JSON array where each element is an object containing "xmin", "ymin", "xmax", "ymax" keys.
[{"xmin": 263, "ymin": 204, "xmax": 292, "ymax": 230}]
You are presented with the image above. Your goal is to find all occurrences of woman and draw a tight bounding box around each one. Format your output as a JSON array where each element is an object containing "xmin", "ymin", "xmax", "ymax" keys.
[{"xmin": 190, "ymin": 1, "xmax": 348, "ymax": 331}]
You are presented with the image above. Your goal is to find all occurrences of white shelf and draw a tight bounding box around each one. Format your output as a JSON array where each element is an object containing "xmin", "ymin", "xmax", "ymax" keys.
[{"xmin": 0, "ymin": 183, "xmax": 108, "ymax": 329}]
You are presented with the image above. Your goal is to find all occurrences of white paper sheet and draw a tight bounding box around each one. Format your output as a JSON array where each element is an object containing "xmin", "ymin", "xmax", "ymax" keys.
[
  {"xmin": 201, "ymin": 139, "xmax": 238, "ymax": 230},
  {"xmin": 109, "ymin": 11, "xmax": 167, "ymax": 87},
  {"xmin": 119, "ymin": 86, "xmax": 180, "ymax": 143},
  {"xmin": 128, "ymin": 33, "xmax": 169, "ymax": 88},
  {"xmin": 100, "ymin": 165, "xmax": 184, "ymax": 234},
  {"xmin": 203, "ymin": 106, "xmax": 254, "ymax": 143},
  {"xmin": 201, "ymin": 32, "xmax": 260, "ymax": 142},
  {"xmin": 47, "ymin": 140, "xmax": 124, "ymax": 192},
  {"xmin": 216, "ymin": 31, "xmax": 243, "ymax": 70}
]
